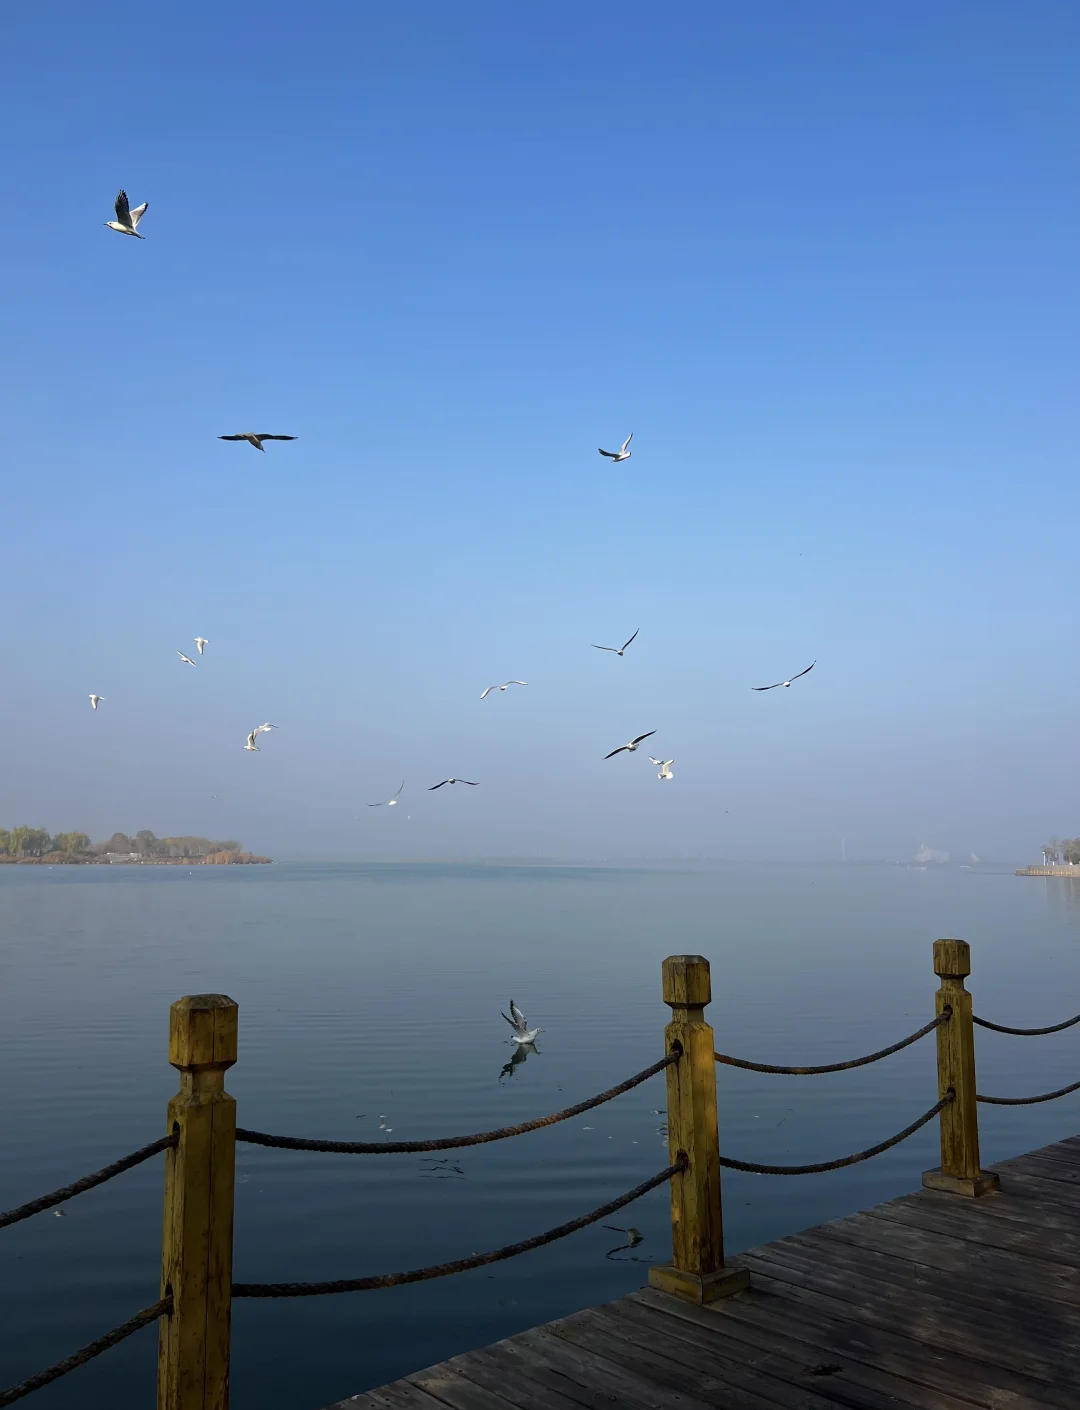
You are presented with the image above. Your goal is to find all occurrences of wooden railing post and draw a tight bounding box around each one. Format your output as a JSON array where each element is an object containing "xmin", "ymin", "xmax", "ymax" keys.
[
  {"xmin": 158, "ymin": 995, "xmax": 238, "ymax": 1410},
  {"xmin": 921, "ymin": 940, "xmax": 999, "ymax": 1198},
  {"xmin": 648, "ymin": 955, "xmax": 749, "ymax": 1304}
]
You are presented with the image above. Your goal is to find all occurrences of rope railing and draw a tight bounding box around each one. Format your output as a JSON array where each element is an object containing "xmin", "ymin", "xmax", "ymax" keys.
[
  {"xmin": 977, "ymin": 1078, "xmax": 1080, "ymax": 1105},
  {"xmin": 974, "ymin": 1011, "xmax": 1080, "ymax": 1036},
  {"xmin": 719, "ymin": 1093, "xmax": 953, "ymax": 1175},
  {"xmin": 0, "ymin": 1297, "xmax": 170, "ymax": 1407},
  {"xmin": 714, "ymin": 1011, "xmax": 949, "ymax": 1076},
  {"xmin": 0, "ymin": 1133, "xmax": 177, "ymax": 1230},
  {"xmin": 232, "ymin": 1157, "xmax": 685, "ymax": 1298},
  {"xmin": 235, "ymin": 1052, "xmax": 678, "ymax": 1154}
]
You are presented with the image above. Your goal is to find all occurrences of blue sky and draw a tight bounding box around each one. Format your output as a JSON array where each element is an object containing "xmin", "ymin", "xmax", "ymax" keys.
[{"xmin": 1, "ymin": 1, "xmax": 1077, "ymax": 861}]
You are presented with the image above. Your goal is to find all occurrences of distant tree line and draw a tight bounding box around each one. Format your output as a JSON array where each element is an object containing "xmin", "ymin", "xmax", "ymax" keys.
[
  {"xmin": 0, "ymin": 828, "xmax": 240, "ymax": 858},
  {"xmin": 1042, "ymin": 837, "xmax": 1080, "ymax": 865}
]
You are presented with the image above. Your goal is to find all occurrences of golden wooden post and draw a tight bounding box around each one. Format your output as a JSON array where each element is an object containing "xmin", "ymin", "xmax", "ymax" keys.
[
  {"xmin": 921, "ymin": 940, "xmax": 999, "ymax": 1198},
  {"xmin": 158, "ymin": 995, "xmax": 238, "ymax": 1410},
  {"xmin": 648, "ymin": 956, "xmax": 749, "ymax": 1304}
]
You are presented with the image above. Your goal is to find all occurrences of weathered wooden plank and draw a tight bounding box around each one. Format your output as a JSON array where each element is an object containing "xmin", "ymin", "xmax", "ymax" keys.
[
  {"xmin": 409, "ymin": 1366, "xmax": 531, "ymax": 1410},
  {"xmin": 600, "ymin": 1297, "xmax": 941, "ymax": 1410},
  {"xmin": 450, "ymin": 1336, "xmax": 658, "ymax": 1410},
  {"xmin": 747, "ymin": 1229, "xmax": 1080, "ymax": 1344},
  {"xmin": 519, "ymin": 1325, "xmax": 714, "ymax": 1410},
  {"xmin": 630, "ymin": 1287, "xmax": 1021, "ymax": 1410},
  {"xmin": 547, "ymin": 1308, "xmax": 824, "ymax": 1410},
  {"xmin": 867, "ymin": 1191, "xmax": 1080, "ymax": 1261},
  {"xmin": 803, "ymin": 1212, "xmax": 1080, "ymax": 1304},
  {"xmin": 714, "ymin": 1272, "xmax": 1078, "ymax": 1410},
  {"xmin": 992, "ymin": 1169, "xmax": 1080, "ymax": 1216},
  {"xmin": 1001, "ymin": 1153, "xmax": 1080, "ymax": 1187},
  {"xmin": 434, "ymin": 1344, "xmax": 591, "ymax": 1410},
  {"xmin": 732, "ymin": 1250, "xmax": 1075, "ymax": 1387},
  {"xmin": 330, "ymin": 1381, "xmax": 458, "ymax": 1410}
]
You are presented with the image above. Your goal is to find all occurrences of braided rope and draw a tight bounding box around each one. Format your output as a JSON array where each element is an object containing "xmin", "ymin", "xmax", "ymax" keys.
[
  {"xmin": 0, "ymin": 1297, "xmax": 169, "ymax": 1406},
  {"xmin": 232, "ymin": 1158, "xmax": 685, "ymax": 1297},
  {"xmin": 236, "ymin": 1053, "xmax": 677, "ymax": 1155},
  {"xmin": 0, "ymin": 1134, "xmax": 177, "ymax": 1230},
  {"xmin": 977, "ymin": 1078, "xmax": 1080, "ymax": 1105},
  {"xmin": 974, "ymin": 1012, "xmax": 1080, "ymax": 1036},
  {"xmin": 715, "ymin": 1012, "xmax": 948, "ymax": 1076},
  {"xmin": 718, "ymin": 1093, "xmax": 952, "ymax": 1174}
]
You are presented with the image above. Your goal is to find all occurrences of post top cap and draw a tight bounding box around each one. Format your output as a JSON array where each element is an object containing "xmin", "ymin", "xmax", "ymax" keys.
[
  {"xmin": 662, "ymin": 955, "xmax": 711, "ymax": 1007},
  {"xmin": 932, "ymin": 938, "xmax": 970, "ymax": 977},
  {"xmin": 169, "ymin": 994, "xmax": 238, "ymax": 1070}
]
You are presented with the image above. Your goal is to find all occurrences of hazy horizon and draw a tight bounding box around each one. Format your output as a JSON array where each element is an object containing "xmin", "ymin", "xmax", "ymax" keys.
[{"xmin": 2, "ymin": 3, "xmax": 1077, "ymax": 864}]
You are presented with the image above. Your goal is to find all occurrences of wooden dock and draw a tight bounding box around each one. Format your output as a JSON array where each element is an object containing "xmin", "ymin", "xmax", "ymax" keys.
[{"xmin": 332, "ymin": 1133, "xmax": 1080, "ymax": 1410}]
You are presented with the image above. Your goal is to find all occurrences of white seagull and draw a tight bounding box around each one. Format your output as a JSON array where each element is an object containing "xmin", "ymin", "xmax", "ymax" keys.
[
  {"xmin": 592, "ymin": 628, "xmax": 638, "ymax": 657},
  {"xmin": 105, "ymin": 190, "xmax": 148, "ymax": 238},
  {"xmin": 368, "ymin": 781, "xmax": 404, "ymax": 807},
  {"xmin": 218, "ymin": 433, "xmax": 297, "ymax": 452},
  {"xmin": 177, "ymin": 651, "xmax": 197, "ymax": 667},
  {"xmin": 254, "ymin": 723, "xmax": 278, "ymax": 735},
  {"xmin": 604, "ymin": 731, "xmax": 656, "ymax": 760},
  {"xmin": 502, "ymin": 1000, "xmax": 543, "ymax": 1045},
  {"xmin": 650, "ymin": 757, "xmax": 675, "ymax": 780},
  {"xmin": 89, "ymin": 694, "xmax": 104, "ymax": 710},
  {"xmin": 194, "ymin": 638, "xmax": 209, "ymax": 655},
  {"xmin": 480, "ymin": 681, "xmax": 527, "ymax": 699},
  {"xmin": 243, "ymin": 730, "xmax": 260, "ymax": 752},
  {"xmin": 429, "ymin": 778, "xmax": 479, "ymax": 790},
  {"xmin": 752, "ymin": 661, "xmax": 816, "ymax": 691},
  {"xmin": 598, "ymin": 433, "xmax": 633, "ymax": 462}
]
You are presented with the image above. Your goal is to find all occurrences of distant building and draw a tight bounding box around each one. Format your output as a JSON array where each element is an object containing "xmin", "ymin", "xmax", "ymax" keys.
[{"xmin": 913, "ymin": 842, "xmax": 950, "ymax": 865}]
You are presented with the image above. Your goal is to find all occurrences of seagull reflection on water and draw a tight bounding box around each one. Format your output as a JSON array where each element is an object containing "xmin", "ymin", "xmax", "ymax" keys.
[{"xmin": 499, "ymin": 1040, "xmax": 539, "ymax": 1080}]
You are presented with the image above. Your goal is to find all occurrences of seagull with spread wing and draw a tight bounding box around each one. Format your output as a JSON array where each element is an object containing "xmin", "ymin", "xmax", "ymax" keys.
[
  {"xmin": 194, "ymin": 638, "xmax": 209, "ymax": 655},
  {"xmin": 604, "ymin": 731, "xmax": 656, "ymax": 760},
  {"xmin": 89, "ymin": 695, "xmax": 104, "ymax": 711},
  {"xmin": 752, "ymin": 661, "xmax": 816, "ymax": 691},
  {"xmin": 368, "ymin": 781, "xmax": 404, "ymax": 807},
  {"xmin": 218, "ymin": 434, "xmax": 297, "ymax": 452},
  {"xmin": 104, "ymin": 190, "xmax": 148, "ymax": 238},
  {"xmin": 243, "ymin": 723, "xmax": 277, "ymax": 752},
  {"xmin": 429, "ymin": 778, "xmax": 479, "ymax": 790},
  {"xmin": 592, "ymin": 628, "xmax": 638, "ymax": 657},
  {"xmin": 649, "ymin": 757, "xmax": 674, "ymax": 780},
  {"xmin": 598, "ymin": 434, "xmax": 632, "ymax": 462},
  {"xmin": 480, "ymin": 681, "xmax": 527, "ymax": 699},
  {"xmin": 177, "ymin": 651, "xmax": 197, "ymax": 667},
  {"xmin": 502, "ymin": 1000, "xmax": 543, "ymax": 1045}
]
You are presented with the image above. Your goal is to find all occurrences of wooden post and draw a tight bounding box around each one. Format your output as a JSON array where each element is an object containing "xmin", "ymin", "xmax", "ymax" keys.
[
  {"xmin": 921, "ymin": 940, "xmax": 999, "ymax": 1198},
  {"xmin": 648, "ymin": 956, "xmax": 749, "ymax": 1304},
  {"xmin": 158, "ymin": 995, "xmax": 238, "ymax": 1410}
]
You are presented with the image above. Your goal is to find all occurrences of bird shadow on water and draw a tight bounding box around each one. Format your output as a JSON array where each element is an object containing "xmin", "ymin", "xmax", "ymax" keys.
[{"xmin": 499, "ymin": 1041, "xmax": 539, "ymax": 1080}]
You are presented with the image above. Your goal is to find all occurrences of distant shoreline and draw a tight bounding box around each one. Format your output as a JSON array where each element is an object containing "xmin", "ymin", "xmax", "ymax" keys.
[{"xmin": 0, "ymin": 853, "xmax": 272, "ymax": 866}]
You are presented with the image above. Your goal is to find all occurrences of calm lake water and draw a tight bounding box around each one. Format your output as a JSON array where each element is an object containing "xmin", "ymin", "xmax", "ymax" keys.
[{"xmin": 2, "ymin": 860, "xmax": 1079, "ymax": 1408}]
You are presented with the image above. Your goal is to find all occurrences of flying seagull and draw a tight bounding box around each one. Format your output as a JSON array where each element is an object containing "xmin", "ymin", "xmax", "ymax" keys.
[
  {"xmin": 428, "ymin": 778, "xmax": 479, "ymax": 790},
  {"xmin": 89, "ymin": 694, "xmax": 104, "ymax": 710},
  {"xmin": 752, "ymin": 661, "xmax": 816, "ymax": 691},
  {"xmin": 194, "ymin": 637, "xmax": 209, "ymax": 655},
  {"xmin": 650, "ymin": 757, "xmax": 675, "ymax": 780},
  {"xmin": 502, "ymin": 999, "xmax": 543, "ymax": 1045},
  {"xmin": 243, "ymin": 729, "xmax": 260, "ymax": 753},
  {"xmin": 254, "ymin": 723, "xmax": 278, "ymax": 735},
  {"xmin": 218, "ymin": 434, "xmax": 297, "ymax": 452},
  {"xmin": 105, "ymin": 190, "xmax": 148, "ymax": 238},
  {"xmin": 480, "ymin": 681, "xmax": 527, "ymax": 699},
  {"xmin": 598, "ymin": 434, "xmax": 632, "ymax": 462},
  {"xmin": 604, "ymin": 731, "xmax": 656, "ymax": 760},
  {"xmin": 592, "ymin": 628, "xmax": 639, "ymax": 657},
  {"xmin": 177, "ymin": 651, "xmax": 197, "ymax": 667},
  {"xmin": 368, "ymin": 781, "xmax": 404, "ymax": 807}
]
